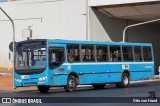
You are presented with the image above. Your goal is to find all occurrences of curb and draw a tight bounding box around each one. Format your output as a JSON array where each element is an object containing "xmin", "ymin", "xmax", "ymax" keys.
[{"xmin": 148, "ymin": 75, "xmax": 159, "ymax": 80}]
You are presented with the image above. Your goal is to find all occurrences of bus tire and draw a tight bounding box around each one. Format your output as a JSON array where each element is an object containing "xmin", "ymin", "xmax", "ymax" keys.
[
  {"xmin": 92, "ymin": 84, "xmax": 105, "ymax": 89},
  {"xmin": 37, "ymin": 86, "xmax": 50, "ymax": 93},
  {"xmin": 64, "ymin": 75, "xmax": 77, "ymax": 92},
  {"xmin": 116, "ymin": 73, "xmax": 130, "ymax": 88}
]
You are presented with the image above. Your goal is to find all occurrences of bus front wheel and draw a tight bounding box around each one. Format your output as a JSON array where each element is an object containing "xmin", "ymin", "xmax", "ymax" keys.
[
  {"xmin": 92, "ymin": 84, "xmax": 105, "ymax": 89},
  {"xmin": 64, "ymin": 75, "xmax": 77, "ymax": 92},
  {"xmin": 116, "ymin": 73, "xmax": 130, "ymax": 88},
  {"xmin": 37, "ymin": 86, "xmax": 50, "ymax": 93}
]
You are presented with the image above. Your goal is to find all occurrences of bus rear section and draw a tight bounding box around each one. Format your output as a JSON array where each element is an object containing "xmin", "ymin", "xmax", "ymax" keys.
[{"xmin": 13, "ymin": 39, "xmax": 155, "ymax": 93}]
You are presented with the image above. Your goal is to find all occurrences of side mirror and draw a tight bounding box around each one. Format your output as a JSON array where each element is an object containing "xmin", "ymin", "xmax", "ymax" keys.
[{"xmin": 9, "ymin": 41, "xmax": 17, "ymax": 52}]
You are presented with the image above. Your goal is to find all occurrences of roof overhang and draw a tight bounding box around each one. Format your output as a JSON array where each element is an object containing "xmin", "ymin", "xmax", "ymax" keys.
[{"xmin": 90, "ymin": 0, "xmax": 160, "ymax": 21}]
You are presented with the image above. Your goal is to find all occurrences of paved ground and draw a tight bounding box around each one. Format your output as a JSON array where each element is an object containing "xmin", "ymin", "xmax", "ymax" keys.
[
  {"xmin": 0, "ymin": 79, "xmax": 160, "ymax": 106},
  {"xmin": 0, "ymin": 68, "xmax": 160, "ymax": 105},
  {"xmin": 0, "ymin": 80, "xmax": 160, "ymax": 97}
]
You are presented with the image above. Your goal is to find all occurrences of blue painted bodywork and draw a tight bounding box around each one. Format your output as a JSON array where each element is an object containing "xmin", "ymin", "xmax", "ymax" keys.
[{"xmin": 14, "ymin": 39, "xmax": 154, "ymax": 87}]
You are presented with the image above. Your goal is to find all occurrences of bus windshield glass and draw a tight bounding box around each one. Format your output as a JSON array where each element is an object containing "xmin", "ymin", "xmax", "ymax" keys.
[{"xmin": 15, "ymin": 43, "xmax": 46, "ymax": 70}]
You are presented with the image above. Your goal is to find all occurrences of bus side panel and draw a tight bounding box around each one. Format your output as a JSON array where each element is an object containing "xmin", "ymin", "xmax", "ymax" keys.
[
  {"xmin": 52, "ymin": 75, "xmax": 68, "ymax": 86},
  {"xmin": 130, "ymin": 71, "xmax": 154, "ymax": 81},
  {"xmin": 129, "ymin": 63, "xmax": 154, "ymax": 81},
  {"xmin": 74, "ymin": 64, "xmax": 107, "ymax": 84},
  {"xmin": 106, "ymin": 64, "xmax": 122, "ymax": 83},
  {"xmin": 50, "ymin": 62, "xmax": 154, "ymax": 86},
  {"xmin": 106, "ymin": 73, "xmax": 122, "ymax": 83},
  {"xmin": 79, "ymin": 74, "xmax": 108, "ymax": 84},
  {"xmin": 79, "ymin": 73, "xmax": 122, "ymax": 84},
  {"xmin": 71, "ymin": 63, "xmax": 154, "ymax": 84},
  {"xmin": 69, "ymin": 64, "xmax": 122, "ymax": 84}
]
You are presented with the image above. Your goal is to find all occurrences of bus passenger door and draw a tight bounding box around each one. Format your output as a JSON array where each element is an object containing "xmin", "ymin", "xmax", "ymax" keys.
[{"xmin": 48, "ymin": 44, "xmax": 67, "ymax": 86}]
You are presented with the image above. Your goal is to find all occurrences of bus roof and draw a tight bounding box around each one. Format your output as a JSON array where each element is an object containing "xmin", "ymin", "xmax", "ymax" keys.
[
  {"xmin": 47, "ymin": 39, "xmax": 152, "ymax": 46},
  {"xmin": 16, "ymin": 39, "xmax": 152, "ymax": 46}
]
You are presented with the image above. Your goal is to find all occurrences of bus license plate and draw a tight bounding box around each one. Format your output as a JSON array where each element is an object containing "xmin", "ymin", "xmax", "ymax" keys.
[{"xmin": 21, "ymin": 75, "xmax": 29, "ymax": 79}]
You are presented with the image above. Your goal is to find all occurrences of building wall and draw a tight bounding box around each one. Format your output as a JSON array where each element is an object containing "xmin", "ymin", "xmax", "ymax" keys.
[
  {"xmin": 90, "ymin": 8, "xmax": 160, "ymax": 74},
  {"xmin": 0, "ymin": 0, "xmax": 87, "ymax": 68}
]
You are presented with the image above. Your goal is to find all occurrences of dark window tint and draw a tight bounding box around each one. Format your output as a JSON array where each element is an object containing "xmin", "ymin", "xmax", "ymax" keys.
[
  {"xmin": 81, "ymin": 45, "xmax": 95, "ymax": 62},
  {"xmin": 110, "ymin": 46, "xmax": 122, "ymax": 62},
  {"xmin": 143, "ymin": 47, "xmax": 152, "ymax": 61},
  {"xmin": 122, "ymin": 46, "xmax": 134, "ymax": 62},
  {"xmin": 49, "ymin": 48, "xmax": 65, "ymax": 69},
  {"xmin": 67, "ymin": 45, "xmax": 80, "ymax": 62},
  {"xmin": 134, "ymin": 46, "xmax": 143, "ymax": 61},
  {"xmin": 96, "ymin": 45, "xmax": 109, "ymax": 62}
]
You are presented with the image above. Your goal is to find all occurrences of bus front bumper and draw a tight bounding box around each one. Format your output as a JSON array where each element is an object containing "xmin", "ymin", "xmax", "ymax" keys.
[{"xmin": 14, "ymin": 77, "xmax": 50, "ymax": 87}]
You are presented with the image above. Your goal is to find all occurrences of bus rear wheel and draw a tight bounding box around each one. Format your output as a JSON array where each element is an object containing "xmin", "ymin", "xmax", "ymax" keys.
[
  {"xmin": 92, "ymin": 84, "xmax": 105, "ymax": 89},
  {"xmin": 116, "ymin": 73, "xmax": 130, "ymax": 88},
  {"xmin": 64, "ymin": 75, "xmax": 77, "ymax": 92},
  {"xmin": 37, "ymin": 86, "xmax": 50, "ymax": 93}
]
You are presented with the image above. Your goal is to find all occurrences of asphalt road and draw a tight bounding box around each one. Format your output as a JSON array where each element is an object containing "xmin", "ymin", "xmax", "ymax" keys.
[{"xmin": 0, "ymin": 80, "xmax": 160, "ymax": 106}]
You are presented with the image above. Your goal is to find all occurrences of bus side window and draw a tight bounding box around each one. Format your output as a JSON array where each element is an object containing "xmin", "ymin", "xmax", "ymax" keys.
[
  {"xmin": 143, "ymin": 47, "xmax": 152, "ymax": 61},
  {"xmin": 110, "ymin": 46, "xmax": 121, "ymax": 62},
  {"xmin": 134, "ymin": 46, "xmax": 142, "ymax": 61},
  {"xmin": 67, "ymin": 44, "xmax": 80, "ymax": 62},
  {"xmin": 96, "ymin": 45, "xmax": 109, "ymax": 62},
  {"xmin": 122, "ymin": 46, "xmax": 134, "ymax": 62},
  {"xmin": 81, "ymin": 45, "xmax": 95, "ymax": 62}
]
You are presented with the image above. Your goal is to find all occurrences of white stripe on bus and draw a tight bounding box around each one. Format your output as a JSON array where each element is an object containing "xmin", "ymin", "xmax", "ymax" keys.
[{"xmin": 63, "ymin": 62, "xmax": 154, "ymax": 66}]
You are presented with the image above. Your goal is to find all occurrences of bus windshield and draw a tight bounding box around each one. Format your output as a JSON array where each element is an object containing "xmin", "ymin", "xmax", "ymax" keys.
[{"xmin": 15, "ymin": 45, "xmax": 46, "ymax": 70}]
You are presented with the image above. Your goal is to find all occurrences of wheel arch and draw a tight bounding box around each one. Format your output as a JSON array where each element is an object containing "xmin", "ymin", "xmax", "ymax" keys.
[
  {"xmin": 68, "ymin": 72, "xmax": 80, "ymax": 85},
  {"xmin": 122, "ymin": 70, "xmax": 131, "ymax": 79}
]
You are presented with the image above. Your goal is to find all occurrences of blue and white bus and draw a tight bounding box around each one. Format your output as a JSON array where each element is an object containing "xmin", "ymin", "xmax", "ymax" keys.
[{"xmin": 13, "ymin": 39, "xmax": 154, "ymax": 93}]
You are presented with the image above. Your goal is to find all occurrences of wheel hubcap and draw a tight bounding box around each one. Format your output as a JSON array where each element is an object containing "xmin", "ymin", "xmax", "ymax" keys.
[
  {"xmin": 69, "ymin": 79, "xmax": 75, "ymax": 88},
  {"xmin": 124, "ymin": 76, "xmax": 129, "ymax": 85}
]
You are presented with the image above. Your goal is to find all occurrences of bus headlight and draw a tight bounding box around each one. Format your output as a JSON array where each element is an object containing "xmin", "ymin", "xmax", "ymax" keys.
[
  {"xmin": 15, "ymin": 78, "xmax": 22, "ymax": 82},
  {"xmin": 39, "ymin": 76, "xmax": 48, "ymax": 81}
]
